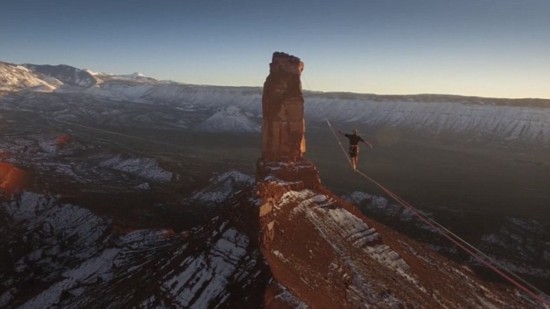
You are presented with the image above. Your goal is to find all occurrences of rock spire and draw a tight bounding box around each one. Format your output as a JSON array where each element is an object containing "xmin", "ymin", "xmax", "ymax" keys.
[
  {"xmin": 261, "ymin": 52, "xmax": 306, "ymax": 162},
  {"xmin": 256, "ymin": 52, "xmax": 320, "ymax": 189}
]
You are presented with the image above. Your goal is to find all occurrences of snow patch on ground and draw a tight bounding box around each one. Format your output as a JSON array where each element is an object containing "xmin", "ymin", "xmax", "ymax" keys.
[
  {"xmin": 84, "ymin": 83, "xmax": 153, "ymax": 102},
  {"xmin": 161, "ymin": 227, "xmax": 251, "ymax": 308},
  {"xmin": 343, "ymin": 191, "xmax": 434, "ymax": 226},
  {"xmin": 479, "ymin": 217, "xmax": 550, "ymax": 278},
  {"xmin": 21, "ymin": 249, "xmax": 119, "ymax": 309},
  {"xmin": 2, "ymin": 191, "xmax": 263, "ymax": 308},
  {"xmin": 281, "ymin": 190, "xmax": 424, "ymax": 305},
  {"xmin": 274, "ymin": 283, "xmax": 309, "ymax": 309},
  {"xmin": 189, "ymin": 170, "xmax": 254, "ymax": 205},
  {"xmin": 38, "ymin": 140, "xmax": 58, "ymax": 154},
  {"xmin": 4, "ymin": 191, "xmax": 52, "ymax": 221},
  {"xmin": 134, "ymin": 182, "xmax": 151, "ymax": 190},
  {"xmin": 98, "ymin": 155, "xmax": 172, "ymax": 182}
]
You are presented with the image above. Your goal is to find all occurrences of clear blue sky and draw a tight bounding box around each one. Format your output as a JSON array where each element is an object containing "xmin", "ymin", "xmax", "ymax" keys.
[{"xmin": 1, "ymin": 0, "xmax": 549, "ymax": 98}]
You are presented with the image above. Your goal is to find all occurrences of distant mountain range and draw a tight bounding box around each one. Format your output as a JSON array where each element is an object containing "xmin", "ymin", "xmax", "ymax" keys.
[{"xmin": 2, "ymin": 60, "xmax": 550, "ymax": 145}]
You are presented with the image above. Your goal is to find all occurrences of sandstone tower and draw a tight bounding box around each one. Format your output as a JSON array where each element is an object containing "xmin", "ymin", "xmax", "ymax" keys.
[
  {"xmin": 261, "ymin": 52, "xmax": 306, "ymax": 162},
  {"xmin": 256, "ymin": 52, "xmax": 320, "ymax": 190}
]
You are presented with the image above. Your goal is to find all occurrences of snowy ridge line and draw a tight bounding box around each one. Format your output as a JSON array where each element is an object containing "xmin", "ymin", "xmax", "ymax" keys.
[
  {"xmin": 4, "ymin": 60, "xmax": 550, "ymax": 106},
  {"xmin": 4, "ymin": 60, "xmax": 550, "ymax": 143},
  {"xmin": 326, "ymin": 118, "xmax": 550, "ymax": 306},
  {"xmin": 315, "ymin": 99, "xmax": 550, "ymax": 145}
]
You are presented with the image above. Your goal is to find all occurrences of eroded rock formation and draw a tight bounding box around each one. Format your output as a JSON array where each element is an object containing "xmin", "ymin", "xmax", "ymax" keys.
[
  {"xmin": 257, "ymin": 52, "xmax": 320, "ymax": 190},
  {"xmin": 261, "ymin": 52, "xmax": 306, "ymax": 162}
]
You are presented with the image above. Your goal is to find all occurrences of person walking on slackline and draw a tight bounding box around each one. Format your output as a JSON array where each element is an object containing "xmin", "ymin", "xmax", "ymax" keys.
[{"xmin": 338, "ymin": 128, "xmax": 373, "ymax": 170}]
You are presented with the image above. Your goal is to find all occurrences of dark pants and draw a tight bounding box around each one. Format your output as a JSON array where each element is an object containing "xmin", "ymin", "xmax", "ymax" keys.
[{"xmin": 349, "ymin": 145, "xmax": 359, "ymax": 158}]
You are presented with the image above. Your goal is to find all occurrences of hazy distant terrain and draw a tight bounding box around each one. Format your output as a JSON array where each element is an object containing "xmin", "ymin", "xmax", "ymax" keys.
[
  {"xmin": 1, "ymin": 62, "xmax": 549, "ymax": 298},
  {"xmin": 1, "ymin": 60, "xmax": 549, "ymax": 231}
]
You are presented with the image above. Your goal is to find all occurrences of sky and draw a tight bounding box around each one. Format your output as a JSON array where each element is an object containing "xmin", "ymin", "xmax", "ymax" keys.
[{"xmin": 1, "ymin": 0, "xmax": 549, "ymax": 99}]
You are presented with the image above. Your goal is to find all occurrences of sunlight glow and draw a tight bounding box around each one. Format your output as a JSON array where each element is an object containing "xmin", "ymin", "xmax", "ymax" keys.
[{"xmin": 0, "ymin": 162, "xmax": 28, "ymax": 195}]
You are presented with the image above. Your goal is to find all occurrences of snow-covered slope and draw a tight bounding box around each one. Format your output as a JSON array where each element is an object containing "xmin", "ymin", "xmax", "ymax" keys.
[
  {"xmin": 0, "ymin": 62, "xmax": 59, "ymax": 92},
  {"xmin": 77, "ymin": 81, "xmax": 550, "ymax": 145},
  {"xmin": 23, "ymin": 64, "xmax": 98, "ymax": 87},
  {"xmin": 83, "ymin": 79, "xmax": 157, "ymax": 102},
  {"xmin": 65, "ymin": 72, "xmax": 550, "ymax": 144},
  {"xmin": 197, "ymin": 106, "xmax": 260, "ymax": 133},
  {"xmin": 306, "ymin": 96, "xmax": 550, "ymax": 144},
  {"xmin": 188, "ymin": 170, "xmax": 255, "ymax": 205},
  {"xmin": 98, "ymin": 154, "xmax": 172, "ymax": 182},
  {"xmin": 479, "ymin": 217, "xmax": 550, "ymax": 278},
  {"xmin": 0, "ymin": 189, "xmax": 269, "ymax": 308},
  {"xmin": 344, "ymin": 190, "xmax": 550, "ymax": 286},
  {"xmin": 0, "ymin": 133, "xmax": 173, "ymax": 190}
]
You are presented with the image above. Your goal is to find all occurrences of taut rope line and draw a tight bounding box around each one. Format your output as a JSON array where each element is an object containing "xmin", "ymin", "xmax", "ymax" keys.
[{"xmin": 325, "ymin": 119, "xmax": 550, "ymax": 306}]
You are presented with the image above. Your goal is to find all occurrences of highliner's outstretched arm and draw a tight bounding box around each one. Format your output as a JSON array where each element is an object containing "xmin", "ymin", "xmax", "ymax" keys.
[{"xmin": 363, "ymin": 140, "xmax": 373, "ymax": 149}]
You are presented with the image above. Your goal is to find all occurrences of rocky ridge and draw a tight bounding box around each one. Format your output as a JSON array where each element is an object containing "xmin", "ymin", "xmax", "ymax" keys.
[
  {"xmin": 0, "ymin": 187, "xmax": 271, "ymax": 308},
  {"xmin": 253, "ymin": 156, "xmax": 541, "ymax": 307}
]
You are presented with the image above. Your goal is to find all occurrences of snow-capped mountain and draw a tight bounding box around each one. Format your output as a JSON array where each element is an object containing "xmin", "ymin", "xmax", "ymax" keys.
[
  {"xmin": 22, "ymin": 64, "xmax": 98, "ymax": 87},
  {"xmin": 0, "ymin": 62, "xmax": 59, "ymax": 92}
]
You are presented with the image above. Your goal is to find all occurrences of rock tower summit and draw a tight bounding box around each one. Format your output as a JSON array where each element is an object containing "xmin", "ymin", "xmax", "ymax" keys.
[{"xmin": 257, "ymin": 52, "xmax": 320, "ymax": 189}]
